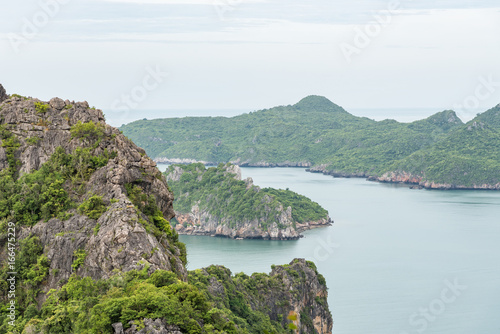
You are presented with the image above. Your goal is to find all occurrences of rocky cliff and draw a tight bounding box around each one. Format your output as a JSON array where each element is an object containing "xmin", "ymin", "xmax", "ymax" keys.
[
  {"xmin": 114, "ymin": 259, "xmax": 333, "ymax": 334},
  {"xmin": 189, "ymin": 259, "xmax": 333, "ymax": 334},
  {"xmin": 0, "ymin": 91, "xmax": 187, "ymax": 295},
  {"xmin": 166, "ymin": 163, "xmax": 332, "ymax": 240},
  {"xmin": 0, "ymin": 86, "xmax": 333, "ymax": 333}
]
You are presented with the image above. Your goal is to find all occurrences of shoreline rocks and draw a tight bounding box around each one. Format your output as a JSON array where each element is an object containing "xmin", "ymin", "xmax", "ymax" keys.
[
  {"xmin": 174, "ymin": 209, "xmax": 332, "ymax": 240},
  {"xmin": 308, "ymin": 165, "xmax": 500, "ymax": 191}
]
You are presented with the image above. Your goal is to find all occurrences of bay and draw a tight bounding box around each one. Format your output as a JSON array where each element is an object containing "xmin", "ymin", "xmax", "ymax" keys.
[{"xmin": 160, "ymin": 165, "xmax": 500, "ymax": 334}]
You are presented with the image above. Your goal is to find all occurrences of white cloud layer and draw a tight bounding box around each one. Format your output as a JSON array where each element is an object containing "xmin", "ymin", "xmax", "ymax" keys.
[{"xmin": 0, "ymin": 1, "xmax": 499, "ymax": 122}]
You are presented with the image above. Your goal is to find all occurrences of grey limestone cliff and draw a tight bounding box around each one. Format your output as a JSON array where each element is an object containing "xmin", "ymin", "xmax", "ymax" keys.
[{"xmin": 0, "ymin": 93, "xmax": 186, "ymax": 298}]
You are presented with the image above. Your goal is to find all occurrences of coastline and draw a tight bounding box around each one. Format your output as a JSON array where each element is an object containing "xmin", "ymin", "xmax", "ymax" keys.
[
  {"xmin": 155, "ymin": 157, "xmax": 500, "ymax": 191},
  {"xmin": 173, "ymin": 212, "xmax": 333, "ymax": 241}
]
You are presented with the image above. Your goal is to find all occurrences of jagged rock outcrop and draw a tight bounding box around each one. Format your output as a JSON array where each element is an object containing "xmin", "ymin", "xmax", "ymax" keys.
[
  {"xmin": 174, "ymin": 203, "xmax": 303, "ymax": 240},
  {"xmin": 270, "ymin": 259, "xmax": 333, "ymax": 333},
  {"xmin": 0, "ymin": 94, "xmax": 186, "ymax": 297},
  {"xmin": 196, "ymin": 259, "xmax": 333, "ymax": 334},
  {"xmin": 0, "ymin": 84, "xmax": 7, "ymax": 103}
]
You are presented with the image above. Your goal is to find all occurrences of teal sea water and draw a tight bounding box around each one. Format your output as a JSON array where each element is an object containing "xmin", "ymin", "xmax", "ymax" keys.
[{"xmin": 159, "ymin": 165, "xmax": 500, "ymax": 334}]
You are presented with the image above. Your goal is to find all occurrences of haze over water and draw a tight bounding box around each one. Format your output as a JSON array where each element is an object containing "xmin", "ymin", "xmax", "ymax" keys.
[{"xmin": 162, "ymin": 166, "xmax": 500, "ymax": 334}]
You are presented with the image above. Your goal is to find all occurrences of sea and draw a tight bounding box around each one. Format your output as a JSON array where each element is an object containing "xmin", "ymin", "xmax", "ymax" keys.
[{"xmin": 157, "ymin": 164, "xmax": 500, "ymax": 334}]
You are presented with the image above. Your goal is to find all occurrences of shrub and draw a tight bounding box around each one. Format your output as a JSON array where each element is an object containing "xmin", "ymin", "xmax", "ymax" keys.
[
  {"xmin": 35, "ymin": 102, "xmax": 49, "ymax": 114},
  {"xmin": 26, "ymin": 136, "xmax": 41, "ymax": 146},
  {"xmin": 78, "ymin": 195, "xmax": 107, "ymax": 220},
  {"xmin": 70, "ymin": 121, "xmax": 105, "ymax": 144},
  {"xmin": 72, "ymin": 249, "xmax": 87, "ymax": 271}
]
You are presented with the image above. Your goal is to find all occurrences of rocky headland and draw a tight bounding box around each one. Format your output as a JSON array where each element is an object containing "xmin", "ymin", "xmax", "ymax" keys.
[{"xmin": 165, "ymin": 163, "xmax": 332, "ymax": 240}]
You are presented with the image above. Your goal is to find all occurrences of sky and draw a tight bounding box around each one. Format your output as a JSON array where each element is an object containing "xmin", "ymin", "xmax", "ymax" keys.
[{"xmin": 1, "ymin": 0, "xmax": 500, "ymax": 125}]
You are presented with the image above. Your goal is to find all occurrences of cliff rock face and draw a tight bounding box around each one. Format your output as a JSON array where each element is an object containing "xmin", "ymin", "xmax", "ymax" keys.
[
  {"xmin": 0, "ymin": 84, "xmax": 7, "ymax": 103},
  {"xmin": 174, "ymin": 202, "xmax": 302, "ymax": 240},
  {"xmin": 112, "ymin": 259, "xmax": 333, "ymax": 334},
  {"xmin": 0, "ymin": 94, "xmax": 186, "ymax": 297},
  {"xmin": 167, "ymin": 164, "xmax": 331, "ymax": 240},
  {"xmin": 195, "ymin": 259, "xmax": 333, "ymax": 334},
  {"xmin": 270, "ymin": 259, "xmax": 333, "ymax": 333}
]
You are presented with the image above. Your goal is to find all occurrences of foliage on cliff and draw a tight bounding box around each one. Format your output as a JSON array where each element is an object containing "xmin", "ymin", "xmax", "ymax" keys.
[
  {"xmin": 120, "ymin": 96, "xmax": 462, "ymax": 175},
  {"xmin": 0, "ymin": 94, "xmax": 184, "ymax": 332},
  {"xmin": 1, "ymin": 261, "xmax": 330, "ymax": 333},
  {"xmin": 165, "ymin": 163, "xmax": 328, "ymax": 229},
  {"xmin": 0, "ymin": 146, "xmax": 114, "ymax": 225}
]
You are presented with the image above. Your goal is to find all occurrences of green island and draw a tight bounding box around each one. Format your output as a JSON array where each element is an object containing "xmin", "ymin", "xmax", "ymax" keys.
[
  {"xmin": 121, "ymin": 96, "xmax": 500, "ymax": 189},
  {"xmin": 165, "ymin": 163, "xmax": 331, "ymax": 240},
  {"xmin": 0, "ymin": 88, "xmax": 332, "ymax": 333}
]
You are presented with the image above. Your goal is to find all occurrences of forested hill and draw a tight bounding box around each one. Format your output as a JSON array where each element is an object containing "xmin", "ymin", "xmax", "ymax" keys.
[
  {"xmin": 378, "ymin": 104, "xmax": 500, "ymax": 189},
  {"xmin": 120, "ymin": 95, "xmax": 462, "ymax": 168},
  {"xmin": 120, "ymin": 96, "xmax": 500, "ymax": 189}
]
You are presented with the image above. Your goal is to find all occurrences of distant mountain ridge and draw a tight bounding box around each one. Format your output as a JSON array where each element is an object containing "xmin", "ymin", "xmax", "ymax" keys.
[{"xmin": 120, "ymin": 96, "xmax": 500, "ymax": 189}]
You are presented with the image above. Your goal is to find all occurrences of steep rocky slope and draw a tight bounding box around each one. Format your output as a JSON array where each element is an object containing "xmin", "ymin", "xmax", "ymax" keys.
[
  {"xmin": 0, "ymin": 84, "xmax": 333, "ymax": 333},
  {"xmin": 115, "ymin": 259, "xmax": 333, "ymax": 334},
  {"xmin": 189, "ymin": 259, "xmax": 333, "ymax": 334},
  {"xmin": 0, "ymin": 90, "xmax": 187, "ymax": 292}
]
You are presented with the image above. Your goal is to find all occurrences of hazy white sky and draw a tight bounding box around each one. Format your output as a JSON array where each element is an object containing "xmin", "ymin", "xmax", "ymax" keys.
[{"xmin": 1, "ymin": 0, "xmax": 500, "ymax": 124}]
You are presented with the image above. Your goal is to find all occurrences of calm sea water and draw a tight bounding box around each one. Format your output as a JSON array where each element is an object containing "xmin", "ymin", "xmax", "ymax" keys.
[{"xmin": 159, "ymin": 165, "xmax": 500, "ymax": 334}]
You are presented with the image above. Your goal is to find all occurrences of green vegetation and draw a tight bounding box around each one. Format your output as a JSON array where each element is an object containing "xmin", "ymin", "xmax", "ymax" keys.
[
  {"xmin": 388, "ymin": 118, "xmax": 500, "ymax": 187},
  {"xmin": 262, "ymin": 188, "xmax": 328, "ymax": 224},
  {"xmin": 124, "ymin": 182, "xmax": 187, "ymax": 265},
  {"xmin": 0, "ymin": 124, "xmax": 21, "ymax": 176},
  {"xmin": 166, "ymin": 163, "xmax": 328, "ymax": 230},
  {"xmin": 0, "ymin": 263, "xmax": 309, "ymax": 333},
  {"xmin": 71, "ymin": 249, "xmax": 87, "ymax": 271},
  {"xmin": 10, "ymin": 94, "xmax": 29, "ymax": 100},
  {"xmin": 0, "ymin": 146, "xmax": 115, "ymax": 226},
  {"xmin": 70, "ymin": 120, "xmax": 106, "ymax": 145},
  {"xmin": 78, "ymin": 195, "xmax": 107, "ymax": 220},
  {"xmin": 0, "ymin": 236, "xmax": 50, "ymax": 332},
  {"xmin": 26, "ymin": 136, "xmax": 41, "ymax": 146},
  {"xmin": 125, "ymin": 183, "xmax": 175, "ymax": 236},
  {"xmin": 121, "ymin": 96, "xmax": 462, "ymax": 173},
  {"xmin": 35, "ymin": 102, "xmax": 49, "ymax": 114}
]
